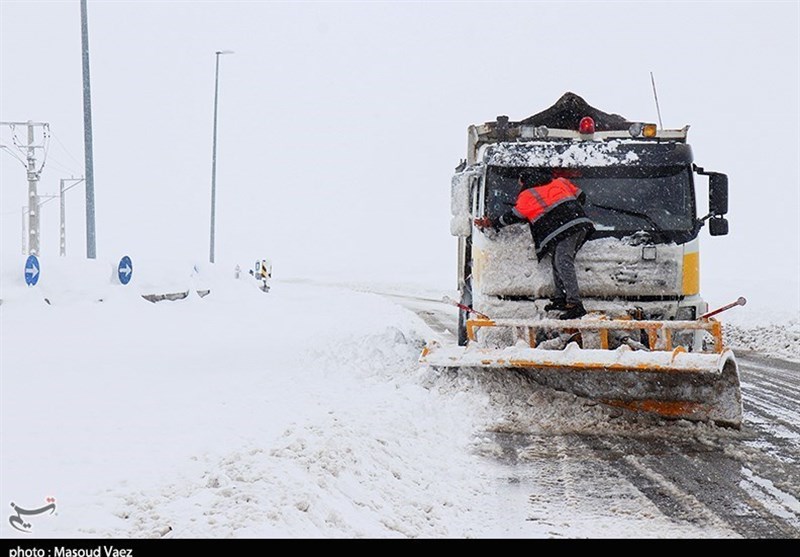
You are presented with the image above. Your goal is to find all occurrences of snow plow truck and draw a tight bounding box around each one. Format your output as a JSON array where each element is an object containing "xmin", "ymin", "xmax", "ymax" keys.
[{"xmin": 421, "ymin": 92, "xmax": 743, "ymax": 428}]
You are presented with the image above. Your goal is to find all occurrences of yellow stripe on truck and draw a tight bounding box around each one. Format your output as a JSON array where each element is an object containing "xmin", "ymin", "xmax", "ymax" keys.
[
  {"xmin": 682, "ymin": 251, "xmax": 699, "ymax": 295},
  {"xmin": 472, "ymin": 247, "xmax": 486, "ymax": 285}
]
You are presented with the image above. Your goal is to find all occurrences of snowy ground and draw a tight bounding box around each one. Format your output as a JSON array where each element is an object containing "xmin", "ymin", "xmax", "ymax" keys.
[
  {"xmin": 721, "ymin": 320, "xmax": 800, "ymax": 364},
  {"xmin": 1, "ymin": 255, "xmax": 797, "ymax": 539}
]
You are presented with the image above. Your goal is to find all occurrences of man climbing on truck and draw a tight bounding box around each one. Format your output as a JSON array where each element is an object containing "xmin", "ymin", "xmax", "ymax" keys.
[{"xmin": 474, "ymin": 170, "xmax": 595, "ymax": 319}]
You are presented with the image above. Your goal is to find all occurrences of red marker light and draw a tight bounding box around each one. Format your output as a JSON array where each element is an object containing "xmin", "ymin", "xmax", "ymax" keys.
[{"xmin": 579, "ymin": 116, "xmax": 595, "ymax": 134}]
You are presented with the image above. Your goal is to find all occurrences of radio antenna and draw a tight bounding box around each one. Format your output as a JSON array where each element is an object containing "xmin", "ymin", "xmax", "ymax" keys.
[{"xmin": 650, "ymin": 71, "xmax": 664, "ymax": 129}]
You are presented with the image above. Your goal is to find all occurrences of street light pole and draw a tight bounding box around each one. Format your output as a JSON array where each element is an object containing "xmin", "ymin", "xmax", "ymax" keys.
[
  {"xmin": 80, "ymin": 0, "xmax": 97, "ymax": 259},
  {"xmin": 210, "ymin": 50, "xmax": 234, "ymax": 264}
]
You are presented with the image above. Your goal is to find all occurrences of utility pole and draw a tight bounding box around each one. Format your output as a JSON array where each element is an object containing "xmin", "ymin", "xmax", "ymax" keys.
[
  {"xmin": 60, "ymin": 179, "xmax": 66, "ymax": 256},
  {"xmin": 80, "ymin": 0, "xmax": 97, "ymax": 259},
  {"xmin": 57, "ymin": 177, "xmax": 84, "ymax": 256},
  {"xmin": 21, "ymin": 206, "xmax": 27, "ymax": 254},
  {"xmin": 58, "ymin": 178, "xmax": 67, "ymax": 257},
  {"xmin": 37, "ymin": 192, "xmax": 59, "ymax": 254},
  {"xmin": 26, "ymin": 122, "xmax": 39, "ymax": 255},
  {"xmin": 1, "ymin": 120, "xmax": 49, "ymax": 255},
  {"xmin": 209, "ymin": 50, "xmax": 234, "ymax": 264}
]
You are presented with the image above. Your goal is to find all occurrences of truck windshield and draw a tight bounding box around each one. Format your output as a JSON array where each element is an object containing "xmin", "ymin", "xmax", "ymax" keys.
[{"xmin": 485, "ymin": 165, "xmax": 697, "ymax": 244}]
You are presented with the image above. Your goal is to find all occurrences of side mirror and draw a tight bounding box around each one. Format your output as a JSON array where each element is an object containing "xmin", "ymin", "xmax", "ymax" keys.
[
  {"xmin": 694, "ymin": 166, "xmax": 730, "ymax": 235},
  {"xmin": 709, "ymin": 173, "xmax": 728, "ymax": 215},
  {"xmin": 709, "ymin": 216, "xmax": 729, "ymax": 236}
]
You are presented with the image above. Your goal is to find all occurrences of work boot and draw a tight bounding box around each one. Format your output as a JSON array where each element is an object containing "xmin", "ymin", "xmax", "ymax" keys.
[
  {"xmin": 565, "ymin": 332, "xmax": 583, "ymax": 348},
  {"xmin": 544, "ymin": 297, "xmax": 567, "ymax": 311},
  {"xmin": 558, "ymin": 303, "xmax": 587, "ymax": 320}
]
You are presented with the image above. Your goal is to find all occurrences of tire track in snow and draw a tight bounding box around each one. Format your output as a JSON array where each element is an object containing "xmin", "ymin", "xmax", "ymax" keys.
[
  {"xmin": 619, "ymin": 454, "xmax": 739, "ymax": 535},
  {"xmin": 574, "ymin": 434, "xmax": 741, "ymax": 536},
  {"xmin": 516, "ymin": 434, "xmax": 670, "ymax": 537},
  {"xmin": 508, "ymin": 433, "xmax": 732, "ymax": 538},
  {"xmin": 587, "ymin": 433, "xmax": 800, "ymax": 538},
  {"xmin": 738, "ymin": 354, "xmax": 800, "ymax": 443},
  {"xmin": 738, "ymin": 466, "xmax": 800, "ymax": 533},
  {"xmin": 380, "ymin": 293, "xmax": 458, "ymax": 343}
]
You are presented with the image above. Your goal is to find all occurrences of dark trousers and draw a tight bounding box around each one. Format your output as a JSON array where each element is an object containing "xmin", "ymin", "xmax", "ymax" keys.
[{"xmin": 551, "ymin": 228, "xmax": 587, "ymax": 305}]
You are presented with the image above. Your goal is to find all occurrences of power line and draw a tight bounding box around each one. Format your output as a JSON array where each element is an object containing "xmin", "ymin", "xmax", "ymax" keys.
[
  {"xmin": 0, "ymin": 144, "xmax": 27, "ymax": 167},
  {"xmin": 6, "ymin": 122, "xmax": 49, "ymax": 173},
  {"xmin": 49, "ymin": 129, "xmax": 83, "ymax": 168},
  {"xmin": 39, "ymin": 124, "xmax": 51, "ymax": 174},
  {"xmin": 1, "ymin": 177, "xmax": 82, "ymax": 217},
  {"xmin": 44, "ymin": 154, "xmax": 82, "ymax": 176},
  {"xmin": 38, "ymin": 179, "xmax": 82, "ymax": 208}
]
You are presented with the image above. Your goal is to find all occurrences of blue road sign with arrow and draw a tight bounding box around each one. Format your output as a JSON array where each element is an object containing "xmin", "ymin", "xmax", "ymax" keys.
[
  {"xmin": 118, "ymin": 255, "xmax": 133, "ymax": 285},
  {"xmin": 24, "ymin": 255, "xmax": 40, "ymax": 286}
]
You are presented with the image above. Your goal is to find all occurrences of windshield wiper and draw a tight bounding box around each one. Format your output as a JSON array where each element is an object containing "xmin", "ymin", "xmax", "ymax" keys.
[{"xmin": 588, "ymin": 202, "xmax": 666, "ymax": 240}]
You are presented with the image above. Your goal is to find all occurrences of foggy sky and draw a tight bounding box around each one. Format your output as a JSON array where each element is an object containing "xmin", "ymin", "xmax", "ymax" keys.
[{"xmin": 1, "ymin": 1, "xmax": 798, "ymax": 313}]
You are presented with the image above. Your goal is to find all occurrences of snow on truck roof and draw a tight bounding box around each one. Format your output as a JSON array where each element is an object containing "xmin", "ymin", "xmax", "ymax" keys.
[
  {"xmin": 483, "ymin": 138, "xmax": 695, "ymax": 168},
  {"xmin": 485, "ymin": 140, "xmax": 643, "ymax": 168},
  {"xmin": 466, "ymin": 92, "xmax": 690, "ymax": 166}
]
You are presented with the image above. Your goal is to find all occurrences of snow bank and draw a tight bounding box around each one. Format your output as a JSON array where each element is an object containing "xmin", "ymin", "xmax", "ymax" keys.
[
  {"xmin": 0, "ymin": 253, "xmax": 237, "ymax": 305},
  {"xmin": 723, "ymin": 320, "xmax": 800, "ymax": 363},
  {"xmin": 0, "ymin": 255, "xmax": 504, "ymax": 538}
]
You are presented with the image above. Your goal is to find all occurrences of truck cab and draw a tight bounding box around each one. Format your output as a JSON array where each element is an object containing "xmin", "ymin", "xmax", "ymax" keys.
[{"xmin": 450, "ymin": 94, "xmax": 729, "ymax": 349}]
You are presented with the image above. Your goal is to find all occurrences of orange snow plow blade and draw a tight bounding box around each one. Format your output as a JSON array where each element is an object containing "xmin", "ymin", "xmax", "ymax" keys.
[{"xmin": 420, "ymin": 316, "xmax": 743, "ymax": 427}]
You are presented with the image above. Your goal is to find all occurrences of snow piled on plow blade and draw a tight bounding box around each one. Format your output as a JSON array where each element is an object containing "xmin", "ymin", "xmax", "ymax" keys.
[{"xmin": 420, "ymin": 342, "xmax": 743, "ymax": 428}]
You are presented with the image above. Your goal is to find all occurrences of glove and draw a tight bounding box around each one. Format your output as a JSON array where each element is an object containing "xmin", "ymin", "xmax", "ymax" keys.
[{"xmin": 474, "ymin": 216, "xmax": 494, "ymax": 230}]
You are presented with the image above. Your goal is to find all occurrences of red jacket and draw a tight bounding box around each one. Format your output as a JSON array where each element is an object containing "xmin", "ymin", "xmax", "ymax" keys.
[
  {"xmin": 496, "ymin": 177, "xmax": 594, "ymax": 260},
  {"xmin": 513, "ymin": 178, "xmax": 583, "ymax": 223}
]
